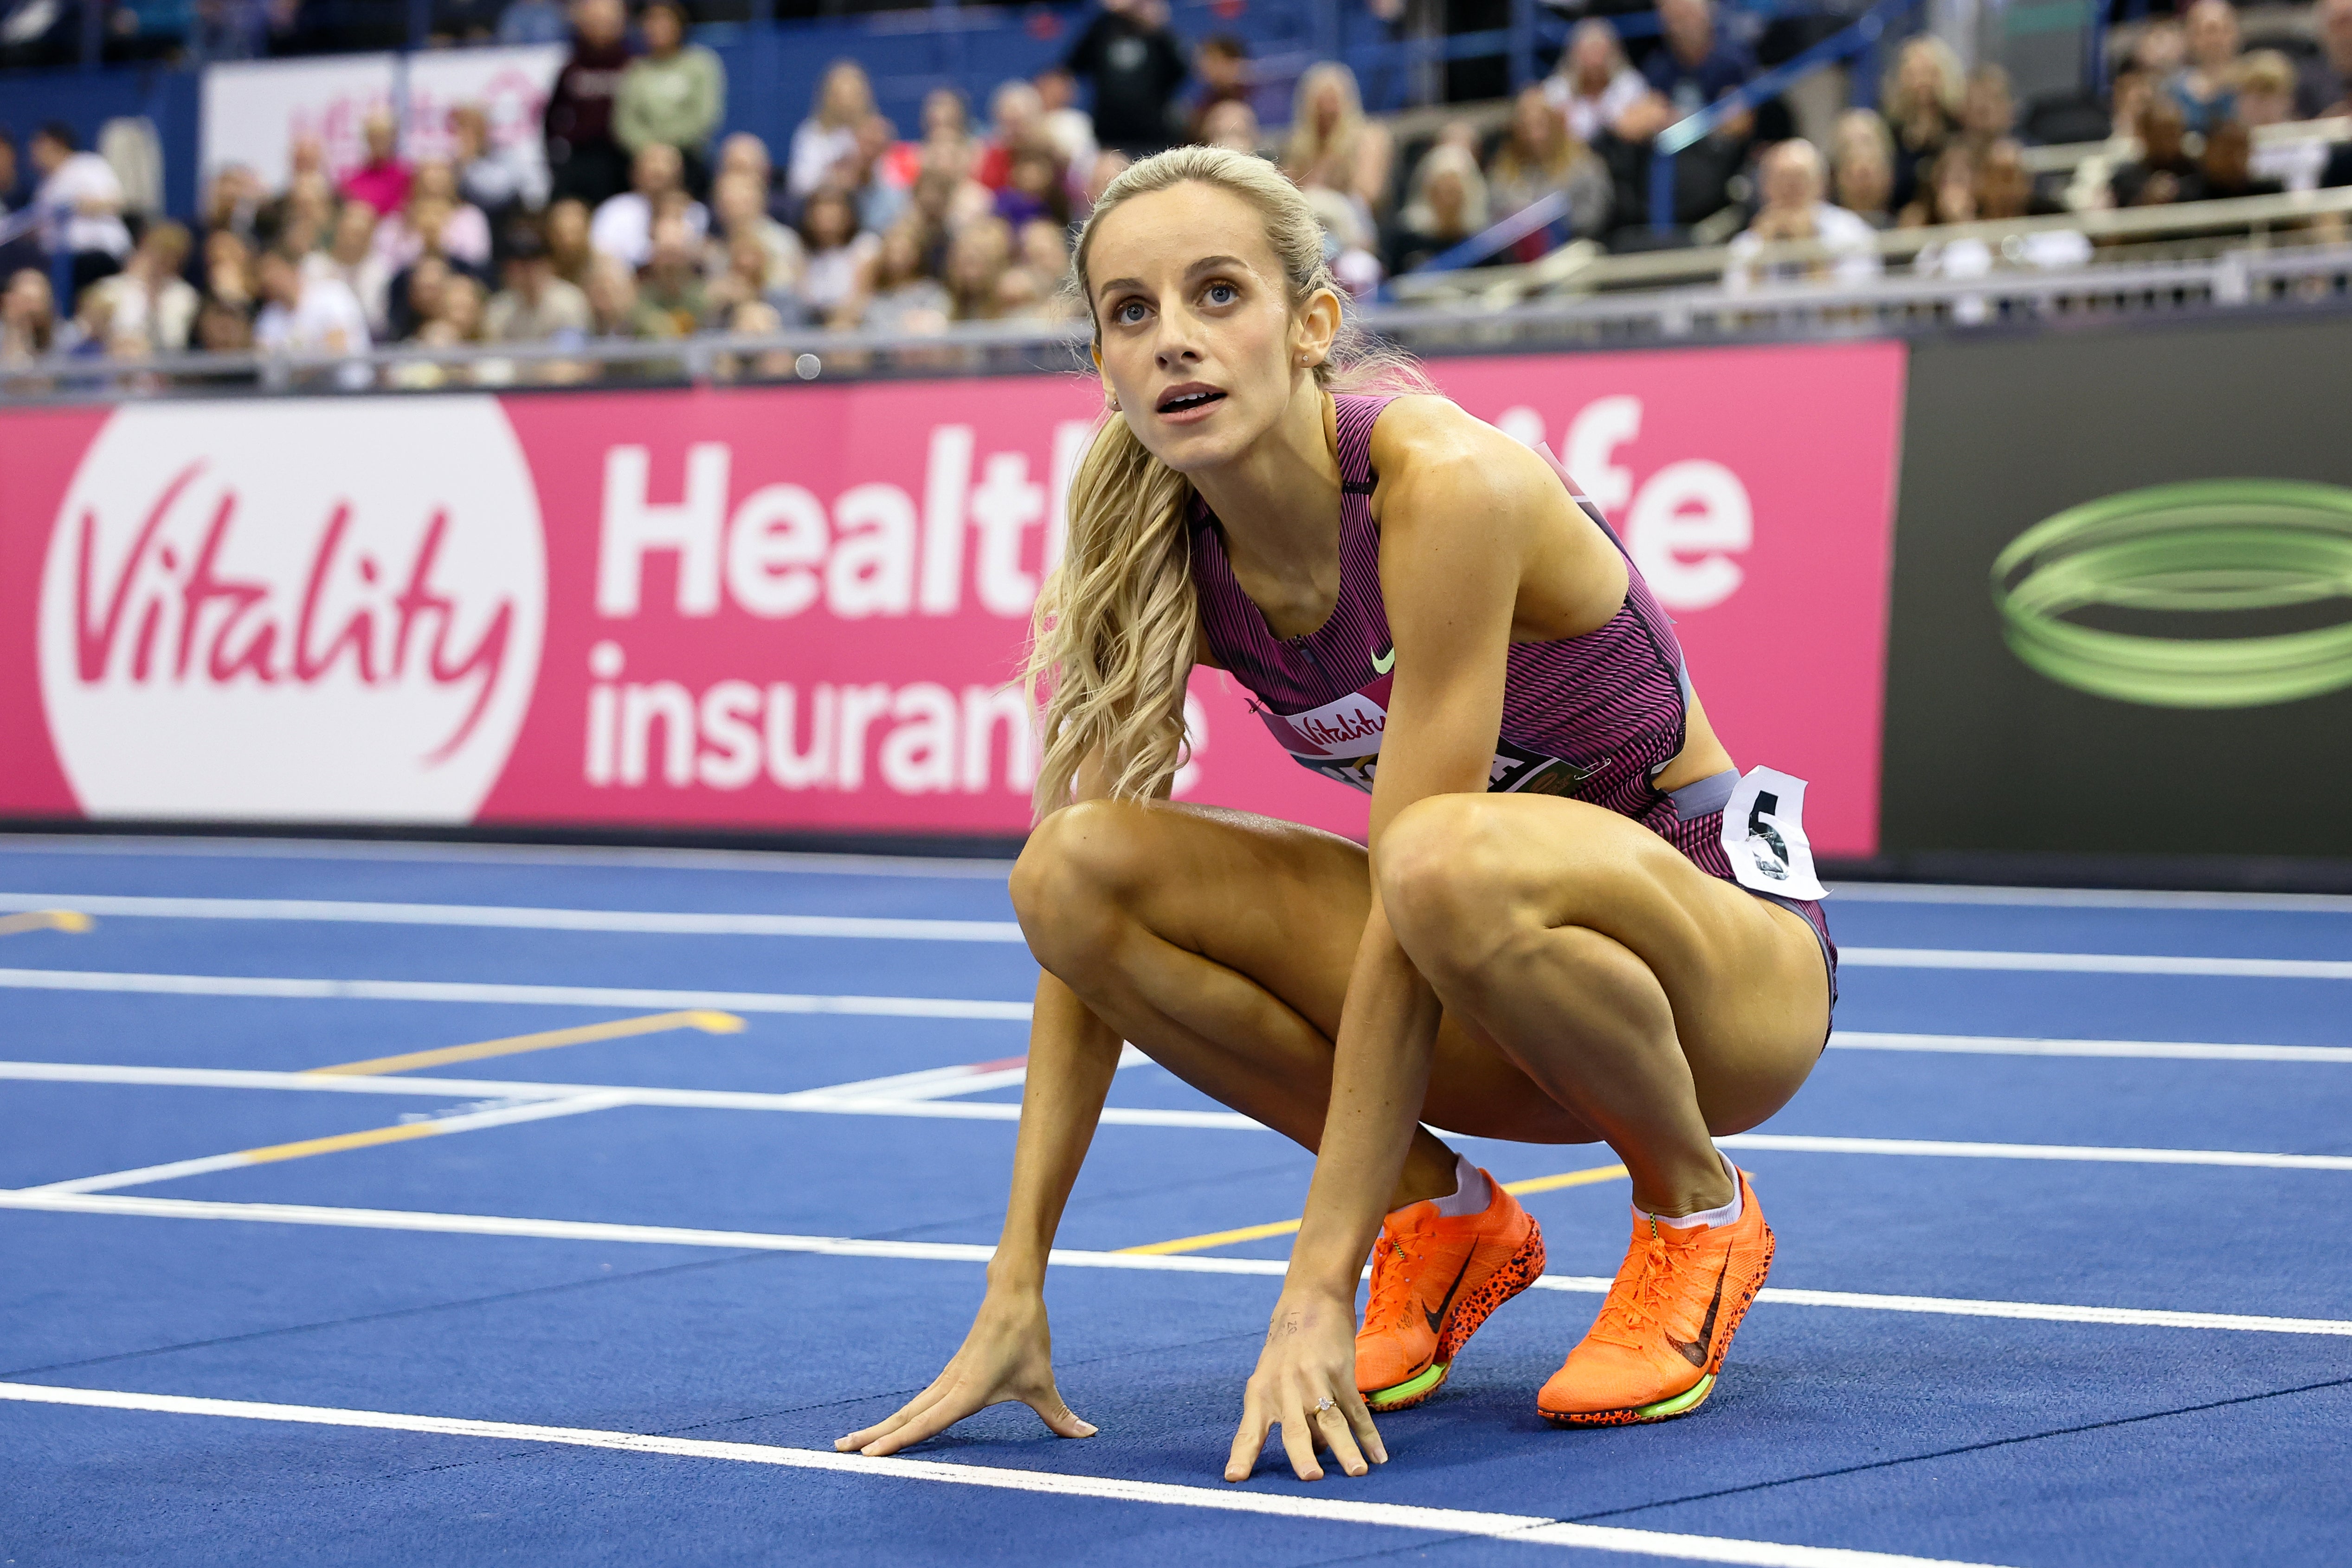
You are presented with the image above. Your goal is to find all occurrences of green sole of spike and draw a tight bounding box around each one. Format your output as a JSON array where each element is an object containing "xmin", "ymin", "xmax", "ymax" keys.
[
  {"xmin": 1365, "ymin": 1360, "xmax": 1450, "ymax": 1411},
  {"xmin": 1540, "ymin": 1372, "xmax": 1716, "ymax": 1428}
]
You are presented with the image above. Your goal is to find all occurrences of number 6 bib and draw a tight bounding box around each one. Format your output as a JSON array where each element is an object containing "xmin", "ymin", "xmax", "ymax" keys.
[{"xmin": 1720, "ymin": 767, "xmax": 1828, "ymax": 902}]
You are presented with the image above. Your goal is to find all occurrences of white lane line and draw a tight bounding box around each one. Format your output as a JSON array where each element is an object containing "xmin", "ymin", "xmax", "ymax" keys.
[
  {"xmin": 1829, "ymin": 1032, "xmax": 2352, "ymax": 1064},
  {"xmin": 1839, "ymin": 948, "xmax": 2352, "ymax": 980},
  {"xmin": 1827, "ymin": 883, "xmax": 2352, "ymax": 914},
  {"xmin": 0, "ymin": 834, "xmax": 1018, "ymax": 879},
  {"xmin": 0, "ymin": 1382, "xmax": 2004, "ymax": 1568},
  {"xmin": 1715, "ymin": 1133, "xmax": 2352, "ymax": 1172},
  {"xmin": 0, "ymin": 893, "xmax": 1024, "ymax": 943},
  {"xmin": 0, "ymin": 969, "xmax": 1035, "ymax": 1020},
  {"xmin": 21, "ymin": 1093, "xmax": 633, "ymax": 1195},
  {"xmin": 2, "ymin": 1192, "xmax": 2346, "ymax": 1339}
]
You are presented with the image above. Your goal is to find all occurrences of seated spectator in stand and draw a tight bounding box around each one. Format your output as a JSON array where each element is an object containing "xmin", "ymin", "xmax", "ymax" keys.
[
  {"xmin": 546, "ymin": 0, "xmax": 634, "ymax": 207},
  {"xmin": 1959, "ymin": 64, "xmax": 2017, "ymax": 155},
  {"xmin": 791, "ymin": 60, "xmax": 874, "ymax": 203},
  {"xmin": 306, "ymin": 200, "xmax": 391, "ymax": 336},
  {"xmin": 902, "ymin": 88, "xmax": 980, "ymax": 187},
  {"xmin": 2110, "ymin": 97, "xmax": 2198, "ymax": 207},
  {"xmin": 2168, "ymin": 0, "xmax": 2242, "ymax": 136},
  {"xmin": 396, "ymin": 160, "xmax": 491, "ymax": 269},
  {"xmin": 2133, "ymin": 16, "xmax": 2187, "ymax": 80},
  {"xmin": 253, "ymin": 244, "xmax": 371, "ymax": 380},
  {"xmin": 2231, "ymin": 53, "xmax": 2328, "ymax": 193},
  {"xmin": 1019, "ymin": 214, "xmax": 1069, "ymax": 278},
  {"xmin": 1285, "ymin": 63, "xmax": 1393, "ymax": 226},
  {"xmin": 393, "ymin": 273, "xmax": 486, "ymax": 388},
  {"xmin": 1186, "ymin": 35, "xmax": 1252, "ymax": 143},
  {"xmin": 84, "ymin": 220, "xmax": 199, "ymax": 354},
  {"xmin": 498, "ymin": 0, "xmax": 567, "ymax": 45},
  {"xmin": 1035, "ymin": 66, "xmax": 1099, "ymax": 187},
  {"xmin": 271, "ymin": 173, "xmax": 338, "ymax": 258},
  {"xmin": 585, "ymin": 251, "xmax": 673, "ymax": 338},
  {"xmin": 1643, "ymin": 0, "xmax": 1750, "ymax": 119},
  {"xmin": 2297, "ymin": 0, "xmax": 2352, "ymax": 118},
  {"xmin": 592, "ymin": 142, "xmax": 707, "ymax": 269},
  {"xmin": 341, "ymin": 110, "xmax": 412, "ymax": 219},
  {"xmin": 846, "ymin": 219, "xmax": 952, "ymax": 335},
  {"xmin": 485, "ymin": 221, "xmax": 591, "ymax": 344},
  {"xmin": 1, "ymin": 267, "xmax": 57, "ymax": 366},
  {"xmin": 715, "ymin": 131, "xmax": 785, "ymax": 218},
  {"xmin": 202, "ymin": 229, "xmax": 258, "ymax": 315},
  {"xmin": 197, "ymin": 161, "xmax": 263, "ymax": 244},
  {"xmin": 704, "ymin": 228, "xmax": 790, "ymax": 322},
  {"xmin": 616, "ymin": 0, "xmax": 725, "ymax": 197},
  {"xmin": 1901, "ymin": 144, "xmax": 1979, "ymax": 226},
  {"xmin": 1725, "ymin": 138, "xmax": 1881, "ymax": 292},
  {"xmin": 943, "ymin": 214, "xmax": 1013, "ymax": 321},
  {"xmin": 713, "ymin": 299, "xmax": 796, "ymax": 380},
  {"xmin": 1083, "ymin": 149, "xmax": 1131, "ymax": 212},
  {"xmin": 1388, "ymin": 142, "xmax": 1489, "ymax": 273},
  {"xmin": 1974, "ymin": 139, "xmax": 2058, "ymax": 220},
  {"xmin": 1304, "ymin": 185, "xmax": 1384, "ymax": 299},
  {"xmin": 1486, "ymin": 84, "xmax": 1612, "ymax": 249},
  {"xmin": 977, "ymin": 80, "xmax": 1045, "ymax": 190},
  {"xmin": 830, "ymin": 114, "xmax": 908, "ymax": 234},
  {"xmin": 1066, "ymin": 0, "xmax": 1188, "ymax": 158},
  {"xmin": 546, "ymin": 197, "xmax": 595, "ymax": 285},
  {"xmin": 387, "ymin": 254, "xmax": 450, "ymax": 342},
  {"xmin": 28, "ymin": 122, "xmax": 132, "ymax": 297},
  {"xmin": 1547, "ymin": 20, "xmax": 1648, "ymax": 147},
  {"xmin": 993, "ymin": 142, "xmax": 1071, "ymax": 229},
  {"xmin": 450, "ymin": 103, "xmax": 548, "ymax": 226},
  {"xmin": 637, "ymin": 212, "xmax": 708, "ymax": 333},
  {"xmin": 1882, "ymin": 36, "xmax": 1962, "ymax": 211},
  {"xmin": 193, "ymin": 297, "xmax": 251, "ymax": 355},
  {"xmin": 1831, "ymin": 108, "xmax": 1897, "ymax": 227},
  {"xmin": 793, "ymin": 185, "xmax": 877, "ymax": 326},
  {"xmin": 1199, "ymin": 99, "xmax": 1262, "ymax": 155},
  {"xmin": 2197, "ymin": 119, "xmax": 2283, "ymax": 200},
  {"xmin": 708, "ymin": 169, "xmax": 804, "ymax": 297}
]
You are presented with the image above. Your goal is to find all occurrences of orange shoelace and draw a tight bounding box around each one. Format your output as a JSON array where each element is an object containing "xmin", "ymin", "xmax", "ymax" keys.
[
  {"xmin": 1588, "ymin": 1220, "xmax": 1696, "ymax": 1351},
  {"xmin": 1363, "ymin": 1232, "xmax": 1429, "ymax": 1331}
]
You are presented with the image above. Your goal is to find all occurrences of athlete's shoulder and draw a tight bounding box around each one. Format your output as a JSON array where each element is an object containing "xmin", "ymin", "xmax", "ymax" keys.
[{"xmin": 1366, "ymin": 393, "xmax": 1569, "ymax": 533}]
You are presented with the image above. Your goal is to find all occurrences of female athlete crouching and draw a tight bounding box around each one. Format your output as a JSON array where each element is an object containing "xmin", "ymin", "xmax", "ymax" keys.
[{"xmin": 838, "ymin": 146, "xmax": 1836, "ymax": 1483}]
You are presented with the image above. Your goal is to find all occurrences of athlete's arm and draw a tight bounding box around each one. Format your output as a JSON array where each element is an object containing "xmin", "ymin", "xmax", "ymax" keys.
[
  {"xmin": 1224, "ymin": 399, "xmax": 1570, "ymax": 1483},
  {"xmin": 838, "ymin": 747, "xmax": 1157, "ymax": 1458}
]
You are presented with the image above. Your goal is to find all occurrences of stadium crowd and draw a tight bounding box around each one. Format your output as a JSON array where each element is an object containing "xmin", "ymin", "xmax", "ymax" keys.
[{"xmin": 2, "ymin": 0, "xmax": 2350, "ymax": 374}]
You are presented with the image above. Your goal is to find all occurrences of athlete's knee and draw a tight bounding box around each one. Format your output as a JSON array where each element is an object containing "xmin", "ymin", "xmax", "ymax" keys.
[
  {"xmin": 1011, "ymin": 798, "xmax": 1159, "ymax": 973},
  {"xmin": 1376, "ymin": 794, "xmax": 1526, "ymax": 977}
]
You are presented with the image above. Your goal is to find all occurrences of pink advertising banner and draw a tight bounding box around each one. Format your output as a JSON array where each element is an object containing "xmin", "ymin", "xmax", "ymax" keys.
[{"xmin": 0, "ymin": 340, "xmax": 1903, "ymax": 853}]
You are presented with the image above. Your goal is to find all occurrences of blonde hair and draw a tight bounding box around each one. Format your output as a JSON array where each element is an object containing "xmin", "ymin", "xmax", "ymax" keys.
[
  {"xmin": 1283, "ymin": 63, "xmax": 1368, "ymax": 182},
  {"xmin": 1883, "ymin": 36, "xmax": 1964, "ymax": 129},
  {"xmin": 1026, "ymin": 144, "xmax": 1427, "ymax": 818},
  {"xmin": 1404, "ymin": 141, "xmax": 1491, "ymax": 234}
]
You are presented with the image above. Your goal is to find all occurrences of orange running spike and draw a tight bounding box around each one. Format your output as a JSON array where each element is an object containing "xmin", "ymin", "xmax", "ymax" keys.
[
  {"xmin": 1355, "ymin": 1171, "xmax": 1547, "ymax": 1412},
  {"xmin": 1537, "ymin": 1164, "xmax": 1774, "ymax": 1427}
]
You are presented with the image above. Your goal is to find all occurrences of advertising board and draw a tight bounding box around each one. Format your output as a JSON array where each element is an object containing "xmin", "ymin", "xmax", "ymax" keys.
[{"xmin": 0, "ymin": 342, "xmax": 1904, "ymax": 852}]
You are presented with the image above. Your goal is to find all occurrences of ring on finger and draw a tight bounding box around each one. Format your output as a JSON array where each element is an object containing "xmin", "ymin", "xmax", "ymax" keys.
[{"xmin": 1314, "ymin": 1396, "xmax": 1337, "ymax": 1413}]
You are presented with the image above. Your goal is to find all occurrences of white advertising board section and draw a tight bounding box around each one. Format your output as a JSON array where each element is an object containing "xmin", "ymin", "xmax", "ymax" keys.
[{"xmin": 199, "ymin": 45, "xmax": 563, "ymax": 191}]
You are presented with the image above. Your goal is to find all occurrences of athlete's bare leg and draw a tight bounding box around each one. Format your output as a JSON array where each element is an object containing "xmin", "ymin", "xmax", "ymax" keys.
[{"xmin": 1011, "ymin": 794, "xmax": 1828, "ymax": 1217}]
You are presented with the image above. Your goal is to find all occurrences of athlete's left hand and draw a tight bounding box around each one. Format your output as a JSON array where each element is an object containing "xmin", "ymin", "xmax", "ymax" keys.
[{"xmin": 1224, "ymin": 1286, "xmax": 1386, "ymax": 1482}]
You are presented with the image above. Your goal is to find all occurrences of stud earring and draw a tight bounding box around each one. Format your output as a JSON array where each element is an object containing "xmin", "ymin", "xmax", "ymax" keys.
[{"xmin": 1106, "ymin": 395, "xmax": 1121, "ymax": 411}]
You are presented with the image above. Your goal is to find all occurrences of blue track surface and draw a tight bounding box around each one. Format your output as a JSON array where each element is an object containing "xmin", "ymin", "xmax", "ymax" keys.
[{"xmin": 2, "ymin": 835, "xmax": 2349, "ymax": 1566}]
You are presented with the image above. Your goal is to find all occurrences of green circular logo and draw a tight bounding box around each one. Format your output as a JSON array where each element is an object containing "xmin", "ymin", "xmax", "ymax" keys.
[{"xmin": 1989, "ymin": 479, "xmax": 2352, "ymax": 709}]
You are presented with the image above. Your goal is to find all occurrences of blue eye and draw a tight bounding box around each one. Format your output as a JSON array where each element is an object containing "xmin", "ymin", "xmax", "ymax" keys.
[
  {"xmin": 1205, "ymin": 282, "xmax": 1237, "ymax": 305},
  {"xmin": 1114, "ymin": 300, "xmax": 1147, "ymax": 323}
]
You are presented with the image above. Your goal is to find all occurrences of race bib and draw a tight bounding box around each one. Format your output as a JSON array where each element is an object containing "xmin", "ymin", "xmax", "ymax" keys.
[
  {"xmin": 1255, "ymin": 678, "xmax": 1593, "ymax": 799},
  {"xmin": 1720, "ymin": 767, "xmax": 1827, "ymax": 901}
]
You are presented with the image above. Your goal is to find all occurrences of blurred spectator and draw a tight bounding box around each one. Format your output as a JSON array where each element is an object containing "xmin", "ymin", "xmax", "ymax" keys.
[
  {"xmin": 198, "ymin": 163, "xmax": 264, "ymax": 248},
  {"xmin": 905, "ymin": 88, "xmax": 980, "ymax": 187},
  {"xmin": 2228, "ymin": 53, "xmax": 2326, "ymax": 193},
  {"xmin": 1486, "ymin": 84, "xmax": 1612, "ymax": 245},
  {"xmin": 978, "ymin": 80, "xmax": 1045, "ymax": 190},
  {"xmin": 1200, "ymin": 100, "xmax": 1263, "ymax": 154},
  {"xmin": 1084, "ymin": 149, "xmax": 1131, "ymax": 211},
  {"xmin": 254, "ymin": 245, "xmax": 370, "ymax": 364},
  {"xmin": 1285, "ymin": 64, "xmax": 1394, "ymax": 222},
  {"xmin": 709, "ymin": 169, "xmax": 804, "ymax": 295},
  {"xmin": 1390, "ymin": 142, "xmax": 1489, "ymax": 273},
  {"xmin": 451, "ymin": 103, "xmax": 548, "ymax": 225},
  {"xmin": 1186, "ymin": 35, "xmax": 1252, "ymax": 143},
  {"xmin": 2295, "ymin": 0, "xmax": 2352, "ymax": 118},
  {"xmin": 341, "ymin": 110, "xmax": 413, "ymax": 219},
  {"xmin": 791, "ymin": 61, "xmax": 874, "ymax": 203},
  {"xmin": 1901, "ymin": 145, "xmax": 1979, "ymax": 226},
  {"xmin": 585, "ymin": 251, "xmax": 674, "ymax": 339},
  {"xmin": 306, "ymin": 200, "xmax": 392, "ymax": 335},
  {"xmin": 485, "ymin": 222, "xmax": 591, "ymax": 344},
  {"xmin": 713, "ymin": 299, "xmax": 796, "ymax": 380},
  {"xmin": 1959, "ymin": 65, "xmax": 2017, "ymax": 155},
  {"xmin": 717, "ymin": 131, "xmax": 783, "ymax": 212},
  {"xmin": 1644, "ymin": 0, "xmax": 1751, "ymax": 119},
  {"xmin": 843, "ymin": 115, "xmax": 909, "ymax": 234},
  {"xmin": 849, "ymin": 218, "xmax": 952, "ymax": 335},
  {"xmin": 592, "ymin": 143, "xmax": 708, "ymax": 269},
  {"xmin": 1018, "ymin": 216, "xmax": 1070, "ymax": 280},
  {"xmin": 616, "ymin": 0, "xmax": 724, "ymax": 197},
  {"xmin": 2168, "ymin": 0, "xmax": 2241, "ymax": 136},
  {"xmin": 1547, "ymin": 20, "xmax": 1648, "ymax": 146},
  {"xmin": 546, "ymin": 197, "xmax": 595, "ymax": 285},
  {"xmin": 1, "ymin": 267, "xmax": 57, "ymax": 366},
  {"xmin": 2109, "ymin": 97, "xmax": 2197, "ymax": 207},
  {"xmin": 1831, "ymin": 109, "xmax": 1896, "ymax": 228},
  {"xmin": 201, "ymin": 229, "xmax": 257, "ymax": 315},
  {"xmin": 1973, "ymin": 140, "xmax": 2055, "ymax": 220},
  {"xmin": 2197, "ymin": 120, "xmax": 2283, "ymax": 201},
  {"xmin": 388, "ymin": 255, "xmax": 451, "ymax": 342},
  {"xmin": 1065, "ymin": 0, "xmax": 1188, "ymax": 158},
  {"xmin": 994, "ymin": 143, "xmax": 1071, "ymax": 229},
  {"xmin": 944, "ymin": 215, "xmax": 1013, "ymax": 321},
  {"xmin": 1035, "ymin": 67, "xmax": 1100, "ymax": 183},
  {"xmin": 1724, "ymin": 139, "xmax": 1880, "ymax": 293},
  {"xmin": 795, "ymin": 187, "xmax": 877, "ymax": 326},
  {"xmin": 704, "ymin": 228, "xmax": 788, "ymax": 321},
  {"xmin": 392, "ymin": 161, "xmax": 491, "ymax": 270},
  {"xmin": 498, "ymin": 0, "xmax": 566, "ymax": 45},
  {"xmin": 193, "ymin": 297, "xmax": 251, "ymax": 355},
  {"xmin": 2133, "ymin": 17, "xmax": 2187, "ymax": 82},
  {"xmin": 1303, "ymin": 185, "xmax": 1384, "ymax": 299},
  {"xmin": 631, "ymin": 213, "xmax": 703, "ymax": 334},
  {"xmin": 272, "ymin": 173, "xmax": 337, "ymax": 258},
  {"xmin": 1882, "ymin": 37, "xmax": 1962, "ymax": 211},
  {"xmin": 28, "ymin": 122, "xmax": 131, "ymax": 296},
  {"xmin": 547, "ymin": 0, "xmax": 635, "ymax": 207}
]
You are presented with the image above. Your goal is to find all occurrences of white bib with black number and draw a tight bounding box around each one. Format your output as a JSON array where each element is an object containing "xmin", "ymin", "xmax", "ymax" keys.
[{"xmin": 1720, "ymin": 767, "xmax": 1827, "ymax": 902}]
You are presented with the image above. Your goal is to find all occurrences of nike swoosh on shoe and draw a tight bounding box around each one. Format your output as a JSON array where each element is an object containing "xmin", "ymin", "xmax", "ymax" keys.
[
  {"xmin": 1422, "ymin": 1252, "xmax": 1477, "ymax": 1336},
  {"xmin": 1668, "ymin": 1256, "xmax": 1733, "ymax": 1368}
]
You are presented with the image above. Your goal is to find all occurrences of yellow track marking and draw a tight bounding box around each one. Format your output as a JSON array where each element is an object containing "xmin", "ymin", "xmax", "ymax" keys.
[
  {"xmin": 1118, "ymin": 1163, "xmax": 1630, "ymax": 1256},
  {"xmin": 242, "ymin": 1122, "xmax": 445, "ymax": 1164},
  {"xmin": 306, "ymin": 1009, "xmax": 744, "ymax": 1077},
  {"xmin": 0, "ymin": 910, "xmax": 93, "ymax": 936}
]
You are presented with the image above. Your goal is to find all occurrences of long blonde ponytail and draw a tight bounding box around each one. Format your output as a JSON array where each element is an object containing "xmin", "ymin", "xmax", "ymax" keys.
[{"xmin": 1025, "ymin": 144, "xmax": 1428, "ymax": 819}]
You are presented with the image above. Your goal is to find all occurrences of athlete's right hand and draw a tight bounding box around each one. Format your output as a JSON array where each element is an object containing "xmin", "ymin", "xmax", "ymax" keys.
[{"xmin": 835, "ymin": 1286, "xmax": 1097, "ymax": 1456}]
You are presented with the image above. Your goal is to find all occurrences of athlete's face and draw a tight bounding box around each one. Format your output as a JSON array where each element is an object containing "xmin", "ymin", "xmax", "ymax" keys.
[{"xmin": 1086, "ymin": 182, "xmax": 1335, "ymax": 476}]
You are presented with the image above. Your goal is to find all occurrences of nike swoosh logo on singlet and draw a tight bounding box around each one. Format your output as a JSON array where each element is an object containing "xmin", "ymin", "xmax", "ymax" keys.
[
  {"xmin": 1372, "ymin": 645, "xmax": 1396, "ymax": 674},
  {"xmin": 1668, "ymin": 1256, "xmax": 1733, "ymax": 1368},
  {"xmin": 1422, "ymin": 1252, "xmax": 1476, "ymax": 1336}
]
